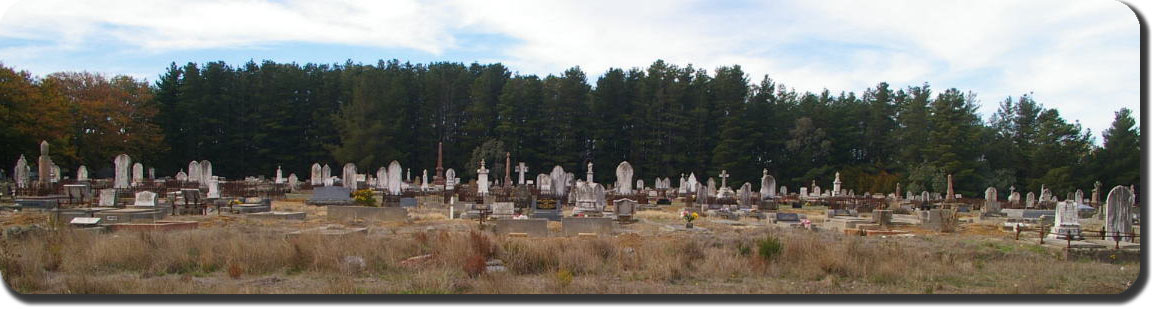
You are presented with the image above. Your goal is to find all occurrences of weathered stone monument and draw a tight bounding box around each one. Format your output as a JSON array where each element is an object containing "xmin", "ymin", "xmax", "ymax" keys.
[
  {"xmin": 342, "ymin": 163, "xmax": 357, "ymax": 190},
  {"xmin": 14, "ymin": 155, "xmax": 29, "ymax": 188},
  {"xmin": 37, "ymin": 141, "xmax": 52, "ymax": 184},
  {"xmin": 1026, "ymin": 192, "xmax": 1036, "ymax": 208},
  {"xmin": 77, "ymin": 165, "xmax": 88, "ymax": 181},
  {"xmin": 515, "ymin": 162, "xmax": 528, "ymax": 186},
  {"xmin": 832, "ymin": 172, "xmax": 842, "ymax": 196},
  {"xmin": 132, "ymin": 163, "xmax": 144, "ymax": 185},
  {"xmin": 311, "ymin": 163, "xmax": 322, "ymax": 185},
  {"xmin": 549, "ymin": 165, "xmax": 567, "ymax": 196},
  {"xmin": 188, "ymin": 161, "xmax": 201, "ymax": 183},
  {"xmin": 445, "ymin": 168, "xmax": 457, "ymax": 190},
  {"xmin": 376, "ymin": 167, "xmax": 387, "ymax": 190},
  {"xmin": 984, "ymin": 187, "xmax": 1000, "ymax": 213},
  {"xmin": 760, "ymin": 169, "xmax": 776, "ymax": 199},
  {"xmin": 322, "ymin": 164, "xmax": 332, "ymax": 186},
  {"xmin": 686, "ymin": 172, "xmax": 698, "ymax": 193},
  {"xmin": 98, "ymin": 188, "xmax": 117, "ymax": 207},
  {"xmin": 287, "ymin": 173, "xmax": 299, "ymax": 191},
  {"xmin": 114, "ymin": 154, "xmax": 132, "ymax": 189},
  {"xmin": 1104, "ymin": 185, "xmax": 1134, "ymax": 242},
  {"xmin": 176, "ymin": 170, "xmax": 187, "ymax": 182},
  {"xmin": 132, "ymin": 191, "xmax": 157, "ymax": 207},
  {"xmin": 387, "ymin": 161, "xmax": 402, "ymax": 194},
  {"xmin": 945, "ymin": 174, "xmax": 955, "ymax": 201},
  {"xmin": 1091, "ymin": 181, "xmax": 1101, "ymax": 206},
  {"xmin": 615, "ymin": 161, "xmax": 634, "ymax": 194},
  {"xmin": 476, "ymin": 159, "xmax": 490, "ymax": 195},
  {"xmin": 1049, "ymin": 200, "xmax": 1082, "ymax": 239},
  {"xmin": 275, "ymin": 166, "xmax": 284, "ymax": 184}
]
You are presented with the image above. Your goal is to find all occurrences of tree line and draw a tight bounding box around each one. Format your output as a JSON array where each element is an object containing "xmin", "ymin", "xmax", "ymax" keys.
[{"xmin": 0, "ymin": 60, "xmax": 1140, "ymax": 197}]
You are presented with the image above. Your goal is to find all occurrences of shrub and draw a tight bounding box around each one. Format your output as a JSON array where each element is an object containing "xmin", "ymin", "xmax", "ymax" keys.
[
  {"xmin": 555, "ymin": 269, "xmax": 574, "ymax": 288},
  {"xmin": 757, "ymin": 236, "xmax": 783, "ymax": 261},
  {"xmin": 463, "ymin": 254, "xmax": 487, "ymax": 278},
  {"xmin": 352, "ymin": 189, "xmax": 377, "ymax": 207}
]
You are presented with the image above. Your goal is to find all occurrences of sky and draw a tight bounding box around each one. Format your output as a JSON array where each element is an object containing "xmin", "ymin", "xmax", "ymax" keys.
[{"xmin": 0, "ymin": 0, "xmax": 1140, "ymax": 141}]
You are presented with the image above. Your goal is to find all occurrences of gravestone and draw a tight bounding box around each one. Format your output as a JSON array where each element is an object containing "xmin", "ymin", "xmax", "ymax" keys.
[
  {"xmin": 738, "ymin": 183, "xmax": 753, "ymax": 207},
  {"xmin": 494, "ymin": 219, "xmax": 549, "ymax": 237},
  {"xmin": 780, "ymin": 186, "xmax": 788, "ymax": 196},
  {"xmin": 287, "ymin": 173, "xmax": 299, "ymax": 191},
  {"xmin": 1048, "ymin": 200, "xmax": 1082, "ymax": 239},
  {"xmin": 132, "ymin": 163, "xmax": 144, "ymax": 185},
  {"xmin": 207, "ymin": 180, "xmax": 220, "ymax": 198},
  {"xmin": 148, "ymin": 168, "xmax": 155, "ymax": 180},
  {"xmin": 275, "ymin": 166, "xmax": 284, "ymax": 184},
  {"xmin": 615, "ymin": 161, "xmax": 634, "ymax": 194},
  {"xmin": 306, "ymin": 186, "xmax": 353, "ymax": 205},
  {"xmin": 114, "ymin": 154, "xmax": 132, "ymax": 188},
  {"xmin": 376, "ymin": 167, "xmax": 387, "ymax": 190},
  {"xmin": 1009, "ymin": 192, "xmax": 1021, "ymax": 206},
  {"xmin": 983, "ymin": 187, "xmax": 1000, "ymax": 213},
  {"xmin": 1074, "ymin": 189, "xmax": 1084, "ymax": 204},
  {"xmin": 445, "ymin": 168, "xmax": 457, "ymax": 190},
  {"xmin": 614, "ymin": 198, "xmax": 637, "ymax": 221},
  {"xmin": 636, "ymin": 179, "xmax": 644, "ymax": 191},
  {"xmin": 37, "ymin": 141, "xmax": 52, "ymax": 184},
  {"xmin": 774, "ymin": 212, "xmax": 801, "ymax": 223},
  {"xmin": 549, "ymin": 166, "xmax": 567, "ymax": 196},
  {"xmin": 188, "ymin": 161, "xmax": 201, "ymax": 183},
  {"xmin": 537, "ymin": 173, "xmax": 550, "ymax": 191},
  {"xmin": 571, "ymin": 181, "xmax": 603, "ymax": 215},
  {"xmin": 387, "ymin": 161, "xmax": 402, "ymax": 194},
  {"xmin": 13, "ymin": 155, "xmax": 29, "ymax": 188},
  {"xmin": 832, "ymin": 172, "xmax": 842, "ymax": 196},
  {"xmin": 516, "ymin": 162, "xmax": 528, "ymax": 185},
  {"xmin": 561, "ymin": 217, "xmax": 614, "ymax": 236},
  {"xmin": 77, "ymin": 165, "xmax": 88, "ymax": 181},
  {"xmin": 421, "ymin": 169, "xmax": 429, "ymax": 191},
  {"xmin": 476, "ymin": 160, "xmax": 490, "ymax": 195},
  {"xmin": 322, "ymin": 164, "xmax": 332, "ymax": 186},
  {"xmin": 176, "ymin": 170, "xmax": 187, "ymax": 182},
  {"xmin": 760, "ymin": 169, "xmax": 776, "ymax": 198},
  {"xmin": 342, "ymin": 163, "xmax": 357, "ymax": 190},
  {"xmin": 132, "ymin": 191, "xmax": 157, "ymax": 207},
  {"xmin": 311, "ymin": 163, "xmax": 323, "ymax": 185},
  {"xmin": 200, "ymin": 160, "xmax": 213, "ymax": 185},
  {"xmin": 491, "ymin": 202, "xmax": 515, "ymax": 219},
  {"xmin": 686, "ymin": 172, "xmax": 698, "ymax": 193},
  {"xmin": 1104, "ymin": 186, "xmax": 1134, "ymax": 242},
  {"xmin": 1026, "ymin": 192, "xmax": 1036, "ymax": 208}
]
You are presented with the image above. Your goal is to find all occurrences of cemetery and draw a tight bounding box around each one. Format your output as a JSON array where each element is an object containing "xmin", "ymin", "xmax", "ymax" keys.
[{"xmin": 0, "ymin": 140, "xmax": 1141, "ymax": 294}]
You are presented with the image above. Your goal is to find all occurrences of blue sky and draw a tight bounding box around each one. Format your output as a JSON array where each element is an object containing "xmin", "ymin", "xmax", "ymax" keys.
[{"xmin": 0, "ymin": 0, "xmax": 1140, "ymax": 141}]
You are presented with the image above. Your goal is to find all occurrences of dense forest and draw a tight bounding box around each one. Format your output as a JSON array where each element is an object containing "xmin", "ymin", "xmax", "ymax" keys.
[{"xmin": 0, "ymin": 60, "xmax": 1141, "ymax": 197}]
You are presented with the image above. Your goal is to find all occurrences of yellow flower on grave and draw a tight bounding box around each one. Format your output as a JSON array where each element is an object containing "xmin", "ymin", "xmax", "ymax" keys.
[{"xmin": 691, "ymin": 212, "xmax": 699, "ymax": 219}]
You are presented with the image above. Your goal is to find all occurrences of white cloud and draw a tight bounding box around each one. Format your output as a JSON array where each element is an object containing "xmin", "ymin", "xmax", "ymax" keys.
[{"xmin": 0, "ymin": 0, "xmax": 1139, "ymax": 137}]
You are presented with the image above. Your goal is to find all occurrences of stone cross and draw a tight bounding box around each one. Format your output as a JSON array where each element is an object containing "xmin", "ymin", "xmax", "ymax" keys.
[
  {"xmin": 719, "ymin": 170, "xmax": 730, "ymax": 188},
  {"xmin": 515, "ymin": 162, "xmax": 527, "ymax": 185}
]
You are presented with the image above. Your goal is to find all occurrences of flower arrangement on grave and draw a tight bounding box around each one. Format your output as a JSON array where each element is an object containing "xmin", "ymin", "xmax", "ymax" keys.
[
  {"xmin": 680, "ymin": 209, "xmax": 699, "ymax": 228},
  {"xmin": 352, "ymin": 189, "xmax": 377, "ymax": 207},
  {"xmin": 228, "ymin": 199, "xmax": 241, "ymax": 207}
]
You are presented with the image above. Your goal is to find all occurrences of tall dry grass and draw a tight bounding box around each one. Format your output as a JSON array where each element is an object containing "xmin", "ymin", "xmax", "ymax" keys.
[{"xmin": 0, "ymin": 226, "xmax": 1138, "ymax": 294}]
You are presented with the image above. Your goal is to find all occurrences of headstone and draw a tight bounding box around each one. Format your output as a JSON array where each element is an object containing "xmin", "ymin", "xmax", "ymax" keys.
[
  {"xmin": 387, "ymin": 161, "xmax": 402, "ymax": 194},
  {"xmin": 187, "ymin": 161, "xmax": 201, "ymax": 183},
  {"xmin": 342, "ymin": 163, "xmax": 357, "ymax": 190},
  {"xmin": 201, "ymin": 179, "xmax": 218, "ymax": 198},
  {"xmin": 98, "ymin": 189, "xmax": 117, "ymax": 207},
  {"xmin": 132, "ymin": 163, "xmax": 144, "ymax": 185},
  {"xmin": 148, "ymin": 168, "xmax": 155, "ymax": 180},
  {"xmin": 984, "ymin": 187, "xmax": 999, "ymax": 213},
  {"xmin": 1048, "ymin": 200, "xmax": 1082, "ymax": 239},
  {"xmin": 945, "ymin": 174, "xmax": 955, "ymax": 201},
  {"xmin": 37, "ymin": 141, "xmax": 52, "ymax": 184},
  {"xmin": 515, "ymin": 162, "xmax": 528, "ymax": 185},
  {"xmin": 1074, "ymin": 189, "xmax": 1084, "ymax": 204},
  {"xmin": 132, "ymin": 191, "xmax": 157, "ymax": 207},
  {"xmin": 780, "ymin": 186, "xmax": 788, "ymax": 196},
  {"xmin": 311, "ymin": 163, "xmax": 323, "ymax": 185},
  {"xmin": 832, "ymin": 172, "xmax": 842, "ymax": 196},
  {"xmin": 491, "ymin": 202, "xmax": 515, "ymax": 219},
  {"xmin": 1105, "ymin": 186, "xmax": 1134, "ymax": 242},
  {"xmin": 476, "ymin": 159, "xmax": 490, "ymax": 195},
  {"xmin": 537, "ymin": 173, "xmax": 550, "ymax": 191},
  {"xmin": 14, "ymin": 155, "xmax": 29, "ymax": 188},
  {"xmin": 614, "ymin": 198, "xmax": 637, "ymax": 220},
  {"xmin": 421, "ymin": 169, "xmax": 429, "ymax": 191},
  {"xmin": 114, "ymin": 154, "xmax": 132, "ymax": 188},
  {"xmin": 77, "ymin": 165, "xmax": 89, "ymax": 181},
  {"xmin": 572, "ymin": 181, "xmax": 603, "ymax": 215},
  {"xmin": 275, "ymin": 166, "xmax": 284, "ymax": 184},
  {"xmin": 307, "ymin": 186, "xmax": 354, "ymax": 206},
  {"xmin": 200, "ymin": 160, "xmax": 212, "ymax": 186},
  {"xmin": 687, "ymin": 172, "xmax": 698, "ymax": 193},
  {"xmin": 775, "ymin": 212, "xmax": 801, "ymax": 223},
  {"xmin": 375, "ymin": 167, "xmax": 387, "ymax": 190},
  {"xmin": 615, "ymin": 161, "xmax": 634, "ymax": 194},
  {"xmin": 288, "ymin": 173, "xmax": 299, "ymax": 191},
  {"xmin": 1091, "ymin": 181, "xmax": 1101, "ymax": 205},
  {"xmin": 760, "ymin": 169, "xmax": 776, "ymax": 198},
  {"xmin": 445, "ymin": 168, "xmax": 457, "ymax": 190},
  {"xmin": 550, "ymin": 166, "xmax": 567, "ymax": 196},
  {"xmin": 738, "ymin": 183, "xmax": 753, "ymax": 207},
  {"xmin": 636, "ymin": 179, "xmax": 645, "ymax": 191},
  {"xmin": 176, "ymin": 170, "xmax": 187, "ymax": 182},
  {"xmin": 678, "ymin": 175, "xmax": 687, "ymax": 194},
  {"xmin": 322, "ymin": 164, "xmax": 332, "ymax": 186},
  {"xmin": 800, "ymin": 187, "xmax": 808, "ymax": 197}
]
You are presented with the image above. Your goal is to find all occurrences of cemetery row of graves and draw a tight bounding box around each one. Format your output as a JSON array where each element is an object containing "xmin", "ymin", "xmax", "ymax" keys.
[{"xmin": 0, "ymin": 139, "xmax": 1141, "ymax": 249}]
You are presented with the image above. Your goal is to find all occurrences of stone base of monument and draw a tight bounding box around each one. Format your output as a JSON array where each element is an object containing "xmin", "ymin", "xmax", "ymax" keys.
[
  {"xmin": 530, "ymin": 209, "xmax": 561, "ymax": 221},
  {"xmin": 494, "ymin": 219, "xmax": 548, "ymax": 237},
  {"xmin": 108, "ymin": 221, "xmax": 198, "ymax": 232},
  {"xmin": 289, "ymin": 225, "xmax": 369, "ymax": 237},
  {"xmin": 327, "ymin": 205, "xmax": 408, "ymax": 222},
  {"xmin": 49, "ymin": 207, "xmax": 116, "ymax": 225},
  {"xmin": 248, "ymin": 211, "xmax": 307, "ymax": 220},
  {"xmin": 561, "ymin": 217, "xmax": 614, "ymax": 237},
  {"xmin": 96, "ymin": 208, "xmax": 167, "ymax": 223},
  {"xmin": 1048, "ymin": 225, "xmax": 1084, "ymax": 240},
  {"xmin": 306, "ymin": 187, "xmax": 353, "ymax": 206}
]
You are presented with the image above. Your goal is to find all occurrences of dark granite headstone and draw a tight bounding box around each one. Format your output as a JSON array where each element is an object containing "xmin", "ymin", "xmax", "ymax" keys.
[
  {"xmin": 775, "ymin": 212, "xmax": 800, "ymax": 222},
  {"xmin": 656, "ymin": 198, "xmax": 672, "ymax": 205},
  {"xmin": 399, "ymin": 197, "xmax": 418, "ymax": 208},
  {"xmin": 306, "ymin": 186, "xmax": 353, "ymax": 205}
]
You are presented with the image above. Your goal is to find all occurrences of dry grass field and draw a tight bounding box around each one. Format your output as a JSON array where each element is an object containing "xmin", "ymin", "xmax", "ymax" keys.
[{"xmin": 0, "ymin": 202, "xmax": 1140, "ymax": 294}]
